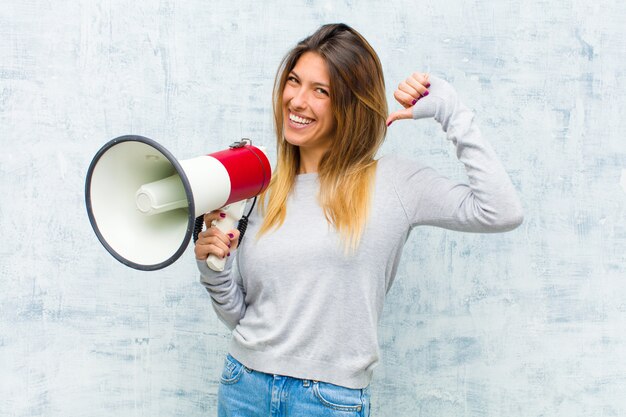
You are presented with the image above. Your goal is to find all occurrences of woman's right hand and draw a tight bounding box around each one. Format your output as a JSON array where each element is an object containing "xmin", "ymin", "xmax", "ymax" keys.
[
  {"xmin": 386, "ymin": 71, "xmax": 430, "ymax": 126},
  {"xmin": 194, "ymin": 210, "xmax": 241, "ymax": 261},
  {"xmin": 387, "ymin": 75, "xmax": 460, "ymax": 128}
]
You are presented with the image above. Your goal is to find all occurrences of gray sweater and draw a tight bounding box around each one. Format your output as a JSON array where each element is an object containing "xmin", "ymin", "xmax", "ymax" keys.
[{"xmin": 197, "ymin": 77, "xmax": 524, "ymax": 389}]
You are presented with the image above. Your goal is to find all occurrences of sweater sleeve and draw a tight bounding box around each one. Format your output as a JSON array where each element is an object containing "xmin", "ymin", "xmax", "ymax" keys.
[
  {"xmin": 392, "ymin": 76, "xmax": 524, "ymax": 232},
  {"xmin": 197, "ymin": 252, "xmax": 246, "ymax": 330}
]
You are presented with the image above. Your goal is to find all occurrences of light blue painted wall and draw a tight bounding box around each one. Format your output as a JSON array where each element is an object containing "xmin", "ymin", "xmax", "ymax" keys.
[{"xmin": 1, "ymin": 1, "xmax": 624, "ymax": 416}]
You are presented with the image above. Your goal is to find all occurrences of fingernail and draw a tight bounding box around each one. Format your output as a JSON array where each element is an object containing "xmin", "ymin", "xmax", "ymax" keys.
[
  {"xmin": 227, "ymin": 252, "xmax": 231, "ymax": 257},
  {"xmin": 220, "ymin": 213, "xmax": 226, "ymax": 218},
  {"xmin": 386, "ymin": 120, "xmax": 393, "ymax": 127},
  {"xmin": 426, "ymin": 83, "xmax": 431, "ymax": 88},
  {"xmin": 227, "ymin": 243, "xmax": 231, "ymax": 248},
  {"xmin": 423, "ymin": 91, "xmax": 429, "ymax": 97},
  {"xmin": 228, "ymin": 233, "xmax": 234, "ymax": 238},
  {"xmin": 411, "ymin": 99, "xmax": 417, "ymax": 105}
]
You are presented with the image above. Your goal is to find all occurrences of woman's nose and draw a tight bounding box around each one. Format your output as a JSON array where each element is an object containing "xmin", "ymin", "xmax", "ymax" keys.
[{"xmin": 290, "ymin": 88, "xmax": 308, "ymax": 109}]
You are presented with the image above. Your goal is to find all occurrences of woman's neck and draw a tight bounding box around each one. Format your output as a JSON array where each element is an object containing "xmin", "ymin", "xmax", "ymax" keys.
[{"xmin": 298, "ymin": 147, "xmax": 325, "ymax": 174}]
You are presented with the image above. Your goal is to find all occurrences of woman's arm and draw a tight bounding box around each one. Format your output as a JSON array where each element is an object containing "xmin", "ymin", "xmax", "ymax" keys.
[
  {"xmin": 197, "ymin": 255, "xmax": 246, "ymax": 330},
  {"xmin": 195, "ymin": 211, "xmax": 246, "ymax": 329},
  {"xmin": 388, "ymin": 75, "xmax": 524, "ymax": 232}
]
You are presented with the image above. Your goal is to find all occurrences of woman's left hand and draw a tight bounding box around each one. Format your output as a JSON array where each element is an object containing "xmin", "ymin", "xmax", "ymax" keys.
[{"xmin": 386, "ymin": 71, "xmax": 430, "ymax": 127}]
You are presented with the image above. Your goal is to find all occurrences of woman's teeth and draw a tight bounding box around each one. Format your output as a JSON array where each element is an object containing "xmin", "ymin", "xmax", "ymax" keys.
[{"xmin": 289, "ymin": 113, "xmax": 313, "ymax": 125}]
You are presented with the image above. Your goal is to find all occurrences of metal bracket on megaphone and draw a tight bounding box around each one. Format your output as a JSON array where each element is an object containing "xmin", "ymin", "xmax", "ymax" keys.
[{"xmin": 229, "ymin": 138, "xmax": 252, "ymax": 148}]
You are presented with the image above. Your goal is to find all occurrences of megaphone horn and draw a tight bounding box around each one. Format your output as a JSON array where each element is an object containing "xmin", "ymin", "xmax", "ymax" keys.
[{"xmin": 85, "ymin": 135, "xmax": 271, "ymax": 271}]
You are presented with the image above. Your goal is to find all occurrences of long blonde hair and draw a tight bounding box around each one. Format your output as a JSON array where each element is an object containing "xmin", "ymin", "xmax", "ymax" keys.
[{"xmin": 258, "ymin": 23, "xmax": 388, "ymax": 251}]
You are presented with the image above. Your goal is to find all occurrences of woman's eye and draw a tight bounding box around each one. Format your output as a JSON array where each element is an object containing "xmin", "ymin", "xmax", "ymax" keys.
[
  {"xmin": 287, "ymin": 76, "xmax": 298, "ymax": 83},
  {"xmin": 316, "ymin": 88, "xmax": 329, "ymax": 96}
]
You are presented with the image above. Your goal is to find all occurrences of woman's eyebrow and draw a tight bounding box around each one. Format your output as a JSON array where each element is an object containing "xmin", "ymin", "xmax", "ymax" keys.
[{"xmin": 290, "ymin": 70, "xmax": 330, "ymax": 88}]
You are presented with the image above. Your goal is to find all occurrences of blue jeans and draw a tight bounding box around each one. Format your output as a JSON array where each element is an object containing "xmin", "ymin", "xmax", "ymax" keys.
[{"xmin": 218, "ymin": 354, "xmax": 371, "ymax": 417}]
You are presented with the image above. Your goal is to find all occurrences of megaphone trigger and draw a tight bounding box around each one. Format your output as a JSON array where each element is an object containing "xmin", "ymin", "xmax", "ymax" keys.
[{"xmin": 205, "ymin": 200, "xmax": 248, "ymax": 272}]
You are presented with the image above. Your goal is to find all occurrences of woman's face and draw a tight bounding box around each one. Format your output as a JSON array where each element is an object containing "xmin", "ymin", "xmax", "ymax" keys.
[{"xmin": 282, "ymin": 52, "xmax": 336, "ymax": 154}]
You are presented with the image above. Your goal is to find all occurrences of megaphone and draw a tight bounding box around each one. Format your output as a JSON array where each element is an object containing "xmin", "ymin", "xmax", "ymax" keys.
[{"xmin": 85, "ymin": 135, "xmax": 271, "ymax": 271}]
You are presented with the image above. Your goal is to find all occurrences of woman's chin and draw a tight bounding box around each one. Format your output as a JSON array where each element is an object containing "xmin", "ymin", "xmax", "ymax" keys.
[
  {"xmin": 283, "ymin": 129, "xmax": 311, "ymax": 147},
  {"xmin": 283, "ymin": 135, "xmax": 304, "ymax": 147}
]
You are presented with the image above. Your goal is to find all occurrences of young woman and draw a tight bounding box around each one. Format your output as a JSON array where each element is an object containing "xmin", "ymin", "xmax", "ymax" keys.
[{"xmin": 194, "ymin": 23, "xmax": 523, "ymax": 417}]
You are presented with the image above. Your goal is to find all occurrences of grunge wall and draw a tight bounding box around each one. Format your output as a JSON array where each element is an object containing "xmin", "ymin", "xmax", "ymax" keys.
[{"xmin": 1, "ymin": 1, "xmax": 624, "ymax": 416}]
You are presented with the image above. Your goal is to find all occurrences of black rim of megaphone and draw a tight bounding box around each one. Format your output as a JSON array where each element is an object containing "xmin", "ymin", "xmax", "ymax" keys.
[{"xmin": 85, "ymin": 135, "xmax": 195, "ymax": 271}]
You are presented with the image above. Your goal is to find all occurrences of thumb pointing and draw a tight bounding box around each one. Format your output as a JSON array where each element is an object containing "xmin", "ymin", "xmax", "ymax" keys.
[{"xmin": 386, "ymin": 107, "xmax": 413, "ymax": 127}]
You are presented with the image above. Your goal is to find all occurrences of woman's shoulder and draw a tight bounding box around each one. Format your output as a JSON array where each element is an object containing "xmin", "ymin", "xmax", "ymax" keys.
[{"xmin": 376, "ymin": 154, "xmax": 430, "ymax": 178}]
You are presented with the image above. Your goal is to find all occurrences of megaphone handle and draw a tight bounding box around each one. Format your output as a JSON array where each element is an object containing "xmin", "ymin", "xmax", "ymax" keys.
[{"xmin": 205, "ymin": 200, "xmax": 247, "ymax": 272}]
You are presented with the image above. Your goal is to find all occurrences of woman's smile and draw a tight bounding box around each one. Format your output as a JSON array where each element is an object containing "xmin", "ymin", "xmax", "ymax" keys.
[{"xmin": 287, "ymin": 111, "xmax": 315, "ymax": 129}]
